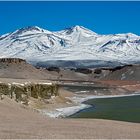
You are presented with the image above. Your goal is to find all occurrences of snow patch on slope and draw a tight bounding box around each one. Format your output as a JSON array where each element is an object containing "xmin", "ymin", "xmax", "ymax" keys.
[{"xmin": 0, "ymin": 25, "xmax": 140, "ymax": 64}]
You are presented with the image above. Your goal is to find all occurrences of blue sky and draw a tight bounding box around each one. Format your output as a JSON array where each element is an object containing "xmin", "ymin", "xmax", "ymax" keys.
[{"xmin": 0, "ymin": 1, "xmax": 140, "ymax": 35}]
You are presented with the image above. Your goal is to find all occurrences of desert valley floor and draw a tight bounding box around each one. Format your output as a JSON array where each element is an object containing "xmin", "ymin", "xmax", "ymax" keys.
[{"xmin": 0, "ymin": 58, "xmax": 140, "ymax": 139}]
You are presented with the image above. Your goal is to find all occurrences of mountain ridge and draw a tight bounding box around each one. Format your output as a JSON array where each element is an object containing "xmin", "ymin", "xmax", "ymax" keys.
[{"xmin": 0, "ymin": 25, "xmax": 140, "ymax": 67}]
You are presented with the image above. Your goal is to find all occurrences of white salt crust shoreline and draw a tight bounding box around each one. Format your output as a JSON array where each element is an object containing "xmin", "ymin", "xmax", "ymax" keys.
[{"xmin": 39, "ymin": 93, "xmax": 140, "ymax": 118}]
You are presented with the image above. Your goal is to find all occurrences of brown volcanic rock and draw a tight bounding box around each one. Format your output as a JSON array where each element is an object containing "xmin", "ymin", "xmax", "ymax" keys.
[
  {"xmin": 102, "ymin": 64, "xmax": 140, "ymax": 81},
  {"xmin": 0, "ymin": 58, "xmax": 26, "ymax": 63}
]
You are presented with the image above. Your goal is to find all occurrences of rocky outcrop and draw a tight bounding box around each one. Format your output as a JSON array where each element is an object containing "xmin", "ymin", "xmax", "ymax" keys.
[
  {"xmin": 102, "ymin": 65, "xmax": 133, "ymax": 72},
  {"xmin": 92, "ymin": 65, "xmax": 134, "ymax": 79},
  {"xmin": 75, "ymin": 68, "xmax": 92, "ymax": 74},
  {"xmin": 94, "ymin": 69, "xmax": 102, "ymax": 74},
  {"xmin": 0, "ymin": 58, "xmax": 26, "ymax": 64},
  {"xmin": 0, "ymin": 82, "xmax": 59, "ymax": 105},
  {"xmin": 102, "ymin": 64, "xmax": 140, "ymax": 80},
  {"xmin": 47, "ymin": 67, "xmax": 60, "ymax": 73}
]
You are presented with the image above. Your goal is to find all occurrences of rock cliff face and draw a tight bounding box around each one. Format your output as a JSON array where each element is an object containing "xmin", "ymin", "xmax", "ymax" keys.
[
  {"xmin": 0, "ymin": 82, "xmax": 59, "ymax": 105},
  {"xmin": 0, "ymin": 58, "xmax": 26, "ymax": 63}
]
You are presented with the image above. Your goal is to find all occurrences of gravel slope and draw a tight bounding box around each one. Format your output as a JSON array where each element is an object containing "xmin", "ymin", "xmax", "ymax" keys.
[{"xmin": 0, "ymin": 96, "xmax": 140, "ymax": 139}]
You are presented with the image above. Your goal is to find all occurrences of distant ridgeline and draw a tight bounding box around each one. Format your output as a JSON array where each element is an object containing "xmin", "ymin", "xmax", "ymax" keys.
[{"xmin": 0, "ymin": 82, "xmax": 59, "ymax": 105}]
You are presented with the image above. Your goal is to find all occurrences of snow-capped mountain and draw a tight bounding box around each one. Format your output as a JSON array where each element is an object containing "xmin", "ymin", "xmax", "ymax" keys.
[{"xmin": 0, "ymin": 25, "xmax": 140, "ymax": 67}]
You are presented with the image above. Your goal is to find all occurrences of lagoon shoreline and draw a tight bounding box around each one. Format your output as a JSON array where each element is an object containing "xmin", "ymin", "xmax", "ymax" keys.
[{"xmin": 39, "ymin": 86, "xmax": 140, "ymax": 118}]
